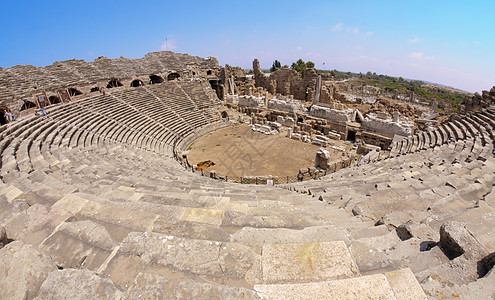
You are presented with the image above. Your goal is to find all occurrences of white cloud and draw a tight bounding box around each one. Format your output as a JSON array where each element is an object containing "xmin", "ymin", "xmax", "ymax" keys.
[
  {"xmin": 297, "ymin": 46, "xmax": 302, "ymax": 51},
  {"xmin": 409, "ymin": 51, "xmax": 434, "ymax": 60},
  {"xmin": 409, "ymin": 37, "xmax": 421, "ymax": 44},
  {"xmin": 348, "ymin": 27, "xmax": 359, "ymax": 34},
  {"xmin": 332, "ymin": 23, "xmax": 343, "ymax": 31},
  {"xmin": 160, "ymin": 36, "xmax": 177, "ymax": 51},
  {"xmin": 473, "ymin": 41, "xmax": 481, "ymax": 45},
  {"xmin": 365, "ymin": 31, "xmax": 373, "ymax": 37}
]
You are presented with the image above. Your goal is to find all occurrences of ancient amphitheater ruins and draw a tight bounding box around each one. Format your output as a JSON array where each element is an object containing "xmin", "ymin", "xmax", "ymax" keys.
[{"xmin": 0, "ymin": 51, "xmax": 494, "ymax": 299}]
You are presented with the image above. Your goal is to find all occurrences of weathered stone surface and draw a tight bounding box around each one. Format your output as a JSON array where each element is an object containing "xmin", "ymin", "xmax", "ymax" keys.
[
  {"xmin": 0, "ymin": 226, "xmax": 7, "ymax": 248},
  {"xmin": 0, "ymin": 241, "xmax": 57, "ymax": 299},
  {"xmin": 0, "ymin": 184, "xmax": 23, "ymax": 203},
  {"xmin": 34, "ymin": 269, "xmax": 125, "ymax": 300},
  {"xmin": 39, "ymin": 220, "xmax": 117, "ymax": 271},
  {"xmin": 261, "ymin": 241, "xmax": 359, "ymax": 284},
  {"xmin": 384, "ymin": 268, "xmax": 427, "ymax": 299},
  {"xmin": 231, "ymin": 225, "xmax": 351, "ymax": 248},
  {"xmin": 127, "ymin": 272, "xmax": 258, "ymax": 299},
  {"xmin": 396, "ymin": 219, "xmax": 438, "ymax": 241},
  {"xmin": 439, "ymin": 220, "xmax": 487, "ymax": 260},
  {"xmin": 4, "ymin": 203, "xmax": 68, "ymax": 247},
  {"xmin": 102, "ymin": 232, "xmax": 261, "ymax": 288},
  {"xmin": 255, "ymin": 274, "xmax": 396, "ymax": 299}
]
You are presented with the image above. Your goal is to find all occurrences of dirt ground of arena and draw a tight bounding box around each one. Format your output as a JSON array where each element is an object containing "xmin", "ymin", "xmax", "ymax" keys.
[{"xmin": 186, "ymin": 123, "xmax": 347, "ymax": 178}]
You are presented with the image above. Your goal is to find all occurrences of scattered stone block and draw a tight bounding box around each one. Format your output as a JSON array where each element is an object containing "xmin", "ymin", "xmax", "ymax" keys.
[
  {"xmin": 0, "ymin": 241, "xmax": 57, "ymax": 300},
  {"xmin": 34, "ymin": 269, "xmax": 125, "ymax": 299},
  {"xmin": 439, "ymin": 221, "xmax": 487, "ymax": 260},
  {"xmin": 384, "ymin": 268, "xmax": 428, "ymax": 300}
]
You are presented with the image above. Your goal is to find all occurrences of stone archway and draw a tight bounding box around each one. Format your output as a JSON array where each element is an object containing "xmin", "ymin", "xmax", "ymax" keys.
[
  {"xmin": 167, "ymin": 73, "xmax": 180, "ymax": 81},
  {"xmin": 67, "ymin": 88, "xmax": 82, "ymax": 97},
  {"xmin": 221, "ymin": 111, "xmax": 229, "ymax": 120},
  {"xmin": 130, "ymin": 79, "xmax": 144, "ymax": 87},
  {"xmin": 0, "ymin": 106, "xmax": 9, "ymax": 125},
  {"xmin": 107, "ymin": 79, "xmax": 123, "ymax": 88},
  {"xmin": 20, "ymin": 101, "xmax": 37, "ymax": 111},
  {"xmin": 149, "ymin": 75, "xmax": 164, "ymax": 84},
  {"xmin": 49, "ymin": 96, "xmax": 61, "ymax": 104}
]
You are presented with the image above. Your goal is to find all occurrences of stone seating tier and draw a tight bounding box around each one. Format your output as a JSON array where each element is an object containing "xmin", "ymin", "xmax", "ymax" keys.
[{"xmin": 1, "ymin": 82, "xmax": 494, "ymax": 298}]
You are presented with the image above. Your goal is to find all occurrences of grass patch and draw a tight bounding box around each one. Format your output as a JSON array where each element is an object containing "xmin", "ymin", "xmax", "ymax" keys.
[{"xmin": 216, "ymin": 144, "xmax": 221, "ymax": 146}]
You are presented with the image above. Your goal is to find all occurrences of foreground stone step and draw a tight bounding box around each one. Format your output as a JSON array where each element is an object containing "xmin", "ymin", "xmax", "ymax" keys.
[
  {"xmin": 101, "ymin": 231, "xmax": 261, "ymax": 288},
  {"xmin": 127, "ymin": 272, "xmax": 258, "ymax": 299},
  {"xmin": 34, "ymin": 268, "xmax": 125, "ymax": 299},
  {"xmin": 261, "ymin": 241, "xmax": 359, "ymax": 284},
  {"xmin": 255, "ymin": 268, "xmax": 426, "ymax": 299}
]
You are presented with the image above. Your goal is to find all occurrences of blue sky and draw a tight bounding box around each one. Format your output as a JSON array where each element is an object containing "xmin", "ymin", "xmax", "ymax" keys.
[{"xmin": 1, "ymin": 1, "xmax": 494, "ymax": 92}]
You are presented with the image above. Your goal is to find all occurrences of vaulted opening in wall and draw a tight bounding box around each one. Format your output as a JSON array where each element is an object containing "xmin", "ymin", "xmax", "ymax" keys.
[
  {"xmin": 209, "ymin": 79, "xmax": 223, "ymax": 100},
  {"xmin": 149, "ymin": 75, "xmax": 164, "ymax": 84},
  {"xmin": 68, "ymin": 88, "xmax": 82, "ymax": 97},
  {"xmin": 347, "ymin": 130, "xmax": 356, "ymax": 141},
  {"xmin": 221, "ymin": 111, "xmax": 228, "ymax": 119},
  {"xmin": 167, "ymin": 73, "xmax": 180, "ymax": 81},
  {"xmin": 20, "ymin": 101, "xmax": 36, "ymax": 111},
  {"xmin": 0, "ymin": 107, "xmax": 8, "ymax": 125},
  {"xmin": 207, "ymin": 70, "xmax": 212, "ymax": 75},
  {"xmin": 90, "ymin": 87, "xmax": 100, "ymax": 93},
  {"xmin": 130, "ymin": 79, "xmax": 144, "ymax": 87},
  {"xmin": 106, "ymin": 79, "xmax": 123, "ymax": 88},
  {"xmin": 49, "ymin": 96, "xmax": 61, "ymax": 104}
]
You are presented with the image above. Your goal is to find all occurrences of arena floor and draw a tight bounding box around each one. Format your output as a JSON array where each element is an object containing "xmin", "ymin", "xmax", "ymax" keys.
[{"xmin": 187, "ymin": 123, "xmax": 346, "ymax": 178}]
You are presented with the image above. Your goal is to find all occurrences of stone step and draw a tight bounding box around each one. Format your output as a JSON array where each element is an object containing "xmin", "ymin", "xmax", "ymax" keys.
[{"xmin": 254, "ymin": 268, "xmax": 427, "ymax": 300}]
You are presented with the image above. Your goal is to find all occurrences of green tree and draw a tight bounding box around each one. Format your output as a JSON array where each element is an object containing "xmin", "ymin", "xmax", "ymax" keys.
[
  {"xmin": 306, "ymin": 61, "xmax": 315, "ymax": 69},
  {"xmin": 270, "ymin": 60, "xmax": 282, "ymax": 72},
  {"xmin": 291, "ymin": 59, "xmax": 309, "ymax": 77}
]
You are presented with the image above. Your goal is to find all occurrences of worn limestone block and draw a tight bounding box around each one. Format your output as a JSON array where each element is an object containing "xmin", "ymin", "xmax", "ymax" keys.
[
  {"xmin": 0, "ymin": 184, "xmax": 23, "ymax": 203},
  {"xmin": 34, "ymin": 269, "xmax": 125, "ymax": 300},
  {"xmin": 396, "ymin": 219, "xmax": 438, "ymax": 241},
  {"xmin": 4, "ymin": 203, "xmax": 69, "ymax": 247},
  {"xmin": 231, "ymin": 225, "xmax": 351, "ymax": 248},
  {"xmin": 261, "ymin": 241, "xmax": 359, "ymax": 284},
  {"xmin": 255, "ymin": 273, "xmax": 395, "ymax": 299},
  {"xmin": 439, "ymin": 221, "xmax": 487, "ymax": 260},
  {"xmin": 102, "ymin": 232, "xmax": 261, "ymax": 288},
  {"xmin": 39, "ymin": 220, "xmax": 117, "ymax": 271},
  {"xmin": 384, "ymin": 268, "xmax": 428, "ymax": 300},
  {"xmin": 128, "ymin": 272, "xmax": 258, "ymax": 299},
  {"xmin": 0, "ymin": 241, "xmax": 57, "ymax": 299},
  {"xmin": 182, "ymin": 207, "xmax": 224, "ymax": 227}
]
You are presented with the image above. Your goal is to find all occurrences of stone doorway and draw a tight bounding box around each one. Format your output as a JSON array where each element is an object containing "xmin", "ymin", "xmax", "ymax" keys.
[{"xmin": 149, "ymin": 75, "xmax": 164, "ymax": 84}]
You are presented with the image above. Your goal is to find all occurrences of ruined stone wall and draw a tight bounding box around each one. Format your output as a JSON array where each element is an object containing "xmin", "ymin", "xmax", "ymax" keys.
[
  {"xmin": 252, "ymin": 59, "xmax": 318, "ymax": 102},
  {"xmin": 461, "ymin": 86, "xmax": 495, "ymax": 112},
  {"xmin": 0, "ymin": 51, "xmax": 220, "ymax": 116}
]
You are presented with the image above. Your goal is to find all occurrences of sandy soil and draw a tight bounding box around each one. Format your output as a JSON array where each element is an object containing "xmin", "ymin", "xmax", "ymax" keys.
[{"xmin": 186, "ymin": 124, "xmax": 344, "ymax": 178}]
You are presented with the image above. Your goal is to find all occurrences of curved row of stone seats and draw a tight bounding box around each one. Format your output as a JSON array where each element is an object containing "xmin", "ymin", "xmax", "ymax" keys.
[
  {"xmin": 1, "ymin": 141, "xmax": 427, "ymax": 298},
  {"xmin": 145, "ymin": 85, "xmax": 210, "ymax": 129},
  {"xmin": 0, "ymin": 109, "xmax": 428, "ymax": 298},
  {"xmin": 283, "ymin": 110, "xmax": 495, "ymax": 298},
  {"xmin": 181, "ymin": 80, "xmax": 222, "ymax": 111},
  {"xmin": 387, "ymin": 110, "xmax": 491, "ymax": 160}
]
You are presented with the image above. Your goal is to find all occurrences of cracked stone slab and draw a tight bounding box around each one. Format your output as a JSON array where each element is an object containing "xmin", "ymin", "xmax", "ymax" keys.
[
  {"xmin": 261, "ymin": 241, "xmax": 359, "ymax": 284},
  {"xmin": 255, "ymin": 273, "xmax": 395, "ymax": 299}
]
